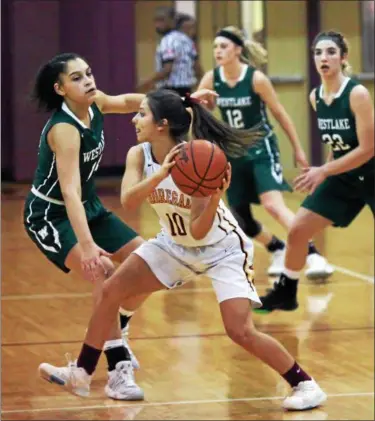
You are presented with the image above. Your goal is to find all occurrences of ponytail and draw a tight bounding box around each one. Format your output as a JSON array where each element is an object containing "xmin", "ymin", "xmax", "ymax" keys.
[
  {"xmin": 242, "ymin": 39, "xmax": 268, "ymax": 68},
  {"xmin": 217, "ymin": 26, "xmax": 268, "ymax": 69},
  {"xmin": 341, "ymin": 60, "xmax": 352, "ymax": 77},
  {"xmin": 184, "ymin": 96, "xmax": 263, "ymax": 158},
  {"xmin": 146, "ymin": 89, "xmax": 263, "ymax": 158}
]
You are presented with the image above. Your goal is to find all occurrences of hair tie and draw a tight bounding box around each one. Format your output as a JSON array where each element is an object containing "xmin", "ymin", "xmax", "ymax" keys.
[{"xmin": 183, "ymin": 92, "xmax": 201, "ymax": 107}]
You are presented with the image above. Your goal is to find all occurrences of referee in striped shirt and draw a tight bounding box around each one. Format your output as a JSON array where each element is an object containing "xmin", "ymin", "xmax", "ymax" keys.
[{"xmin": 137, "ymin": 7, "xmax": 201, "ymax": 97}]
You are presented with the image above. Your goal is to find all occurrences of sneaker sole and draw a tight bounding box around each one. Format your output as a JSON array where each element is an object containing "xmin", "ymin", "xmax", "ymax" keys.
[
  {"xmin": 104, "ymin": 385, "xmax": 145, "ymax": 401},
  {"xmin": 38, "ymin": 365, "xmax": 89, "ymax": 397},
  {"xmin": 305, "ymin": 267, "xmax": 334, "ymax": 280},
  {"xmin": 39, "ymin": 365, "xmax": 66, "ymax": 386},
  {"xmin": 283, "ymin": 391, "xmax": 327, "ymax": 411},
  {"xmin": 253, "ymin": 302, "xmax": 299, "ymax": 314}
]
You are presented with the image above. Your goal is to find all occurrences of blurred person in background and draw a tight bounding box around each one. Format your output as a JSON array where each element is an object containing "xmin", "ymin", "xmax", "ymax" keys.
[
  {"xmin": 176, "ymin": 12, "xmax": 204, "ymax": 84},
  {"xmin": 176, "ymin": 13, "xmax": 197, "ymax": 40},
  {"xmin": 137, "ymin": 6, "xmax": 199, "ymax": 97},
  {"xmin": 198, "ymin": 26, "xmax": 334, "ymax": 283}
]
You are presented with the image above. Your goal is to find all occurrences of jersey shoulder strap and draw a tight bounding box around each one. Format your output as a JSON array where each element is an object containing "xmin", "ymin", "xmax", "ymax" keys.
[
  {"xmin": 213, "ymin": 66, "xmax": 222, "ymax": 84},
  {"xmin": 315, "ymin": 85, "xmax": 321, "ymax": 102},
  {"xmin": 141, "ymin": 142, "xmax": 154, "ymax": 173}
]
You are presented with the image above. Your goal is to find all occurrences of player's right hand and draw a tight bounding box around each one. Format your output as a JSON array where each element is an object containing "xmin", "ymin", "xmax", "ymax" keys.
[
  {"xmin": 81, "ymin": 242, "xmax": 112, "ymax": 283},
  {"xmin": 158, "ymin": 143, "xmax": 185, "ymax": 179}
]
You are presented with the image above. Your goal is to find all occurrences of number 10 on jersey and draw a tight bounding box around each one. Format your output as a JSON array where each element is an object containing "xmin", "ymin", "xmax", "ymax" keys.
[{"xmin": 166, "ymin": 213, "xmax": 187, "ymax": 236}]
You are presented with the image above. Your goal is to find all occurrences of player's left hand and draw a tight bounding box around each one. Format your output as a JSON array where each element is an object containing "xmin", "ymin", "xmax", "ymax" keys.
[
  {"xmin": 212, "ymin": 163, "xmax": 231, "ymax": 200},
  {"xmin": 294, "ymin": 166, "xmax": 327, "ymax": 195},
  {"xmin": 191, "ymin": 89, "xmax": 219, "ymax": 105}
]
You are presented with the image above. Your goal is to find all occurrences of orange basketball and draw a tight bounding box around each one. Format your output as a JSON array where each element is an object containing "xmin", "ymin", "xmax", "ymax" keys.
[{"xmin": 171, "ymin": 140, "xmax": 228, "ymax": 197}]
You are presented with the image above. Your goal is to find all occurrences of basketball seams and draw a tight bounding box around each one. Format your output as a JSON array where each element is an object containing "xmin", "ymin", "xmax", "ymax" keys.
[
  {"xmin": 189, "ymin": 142, "xmax": 212, "ymax": 196},
  {"xmin": 173, "ymin": 159, "xmax": 202, "ymax": 185},
  {"xmin": 193, "ymin": 141, "xmax": 228, "ymax": 181},
  {"xmin": 191, "ymin": 141, "xmax": 215, "ymax": 180},
  {"xmin": 190, "ymin": 141, "xmax": 216, "ymax": 196},
  {"xmin": 203, "ymin": 164, "xmax": 227, "ymax": 181},
  {"xmin": 172, "ymin": 162, "xmax": 226, "ymax": 191},
  {"xmin": 171, "ymin": 140, "xmax": 228, "ymax": 197}
]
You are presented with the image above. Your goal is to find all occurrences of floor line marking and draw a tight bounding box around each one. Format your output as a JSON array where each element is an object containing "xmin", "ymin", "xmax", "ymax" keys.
[{"xmin": 2, "ymin": 391, "xmax": 374, "ymax": 414}]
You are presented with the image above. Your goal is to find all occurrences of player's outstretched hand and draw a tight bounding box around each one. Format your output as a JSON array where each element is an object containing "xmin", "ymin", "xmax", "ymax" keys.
[
  {"xmin": 294, "ymin": 166, "xmax": 327, "ymax": 194},
  {"xmin": 191, "ymin": 89, "xmax": 219, "ymax": 105},
  {"xmin": 81, "ymin": 242, "xmax": 112, "ymax": 283}
]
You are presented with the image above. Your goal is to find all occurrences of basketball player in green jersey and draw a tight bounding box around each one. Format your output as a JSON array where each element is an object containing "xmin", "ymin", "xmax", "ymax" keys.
[
  {"xmin": 198, "ymin": 26, "xmax": 334, "ymax": 279},
  {"xmin": 259, "ymin": 31, "xmax": 374, "ymax": 312},
  {"xmin": 24, "ymin": 53, "xmax": 147, "ymax": 400}
]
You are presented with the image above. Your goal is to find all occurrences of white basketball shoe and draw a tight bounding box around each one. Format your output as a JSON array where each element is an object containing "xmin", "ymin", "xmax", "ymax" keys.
[
  {"xmin": 39, "ymin": 354, "xmax": 144, "ymax": 400},
  {"xmin": 38, "ymin": 355, "xmax": 91, "ymax": 397},
  {"xmin": 283, "ymin": 379, "xmax": 327, "ymax": 410},
  {"xmin": 305, "ymin": 253, "xmax": 334, "ymax": 280},
  {"xmin": 104, "ymin": 361, "xmax": 144, "ymax": 400}
]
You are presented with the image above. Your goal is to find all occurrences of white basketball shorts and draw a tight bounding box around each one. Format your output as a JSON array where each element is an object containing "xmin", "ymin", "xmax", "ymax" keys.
[{"xmin": 133, "ymin": 229, "xmax": 261, "ymax": 307}]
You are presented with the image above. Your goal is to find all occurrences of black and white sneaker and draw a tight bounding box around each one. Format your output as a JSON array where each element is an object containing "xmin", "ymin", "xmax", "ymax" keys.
[{"xmin": 254, "ymin": 275, "xmax": 298, "ymax": 313}]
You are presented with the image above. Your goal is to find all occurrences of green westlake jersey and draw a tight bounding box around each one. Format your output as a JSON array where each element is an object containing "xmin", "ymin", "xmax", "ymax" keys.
[
  {"xmin": 315, "ymin": 77, "xmax": 374, "ymax": 175},
  {"xmin": 32, "ymin": 102, "xmax": 105, "ymax": 202},
  {"xmin": 214, "ymin": 65, "xmax": 273, "ymax": 134}
]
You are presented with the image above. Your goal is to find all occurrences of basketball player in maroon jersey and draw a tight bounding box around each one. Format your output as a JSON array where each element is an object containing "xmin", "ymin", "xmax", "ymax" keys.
[{"xmin": 39, "ymin": 88, "xmax": 326, "ymax": 411}]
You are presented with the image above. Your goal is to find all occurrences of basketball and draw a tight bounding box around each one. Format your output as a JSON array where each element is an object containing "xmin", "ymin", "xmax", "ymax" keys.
[{"xmin": 170, "ymin": 140, "xmax": 228, "ymax": 197}]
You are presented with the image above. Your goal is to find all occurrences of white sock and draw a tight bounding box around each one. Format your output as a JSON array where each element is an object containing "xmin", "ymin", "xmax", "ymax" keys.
[
  {"xmin": 103, "ymin": 338, "xmax": 124, "ymax": 351},
  {"xmin": 119, "ymin": 308, "xmax": 135, "ymax": 317},
  {"xmin": 283, "ymin": 268, "xmax": 301, "ymax": 280}
]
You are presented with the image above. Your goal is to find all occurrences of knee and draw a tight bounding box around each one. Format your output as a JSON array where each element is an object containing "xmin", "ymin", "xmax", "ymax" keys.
[
  {"xmin": 262, "ymin": 199, "xmax": 282, "ymax": 219},
  {"xmin": 101, "ymin": 276, "xmax": 123, "ymax": 307},
  {"xmin": 100, "ymin": 260, "xmax": 141, "ymax": 305},
  {"xmin": 225, "ymin": 322, "xmax": 258, "ymax": 348},
  {"xmin": 287, "ymin": 221, "xmax": 309, "ymax": 247}
]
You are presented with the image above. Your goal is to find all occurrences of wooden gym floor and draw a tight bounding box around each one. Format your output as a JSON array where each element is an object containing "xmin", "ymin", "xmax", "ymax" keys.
[{"xmin": 1, "ymin": 180, "xmax": 374, "ymax": 420}]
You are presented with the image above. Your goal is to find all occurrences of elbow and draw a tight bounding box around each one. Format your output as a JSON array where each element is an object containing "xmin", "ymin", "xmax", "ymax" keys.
[
  {"xmin": 273, "ymin": 110, "xmax": 291, "ymax": 127},
  {"xmin": 368, "ymin": 144, "xmax": 375, "ymax": 158},
  {"xmin": 270, "ymin": 108, "xmax": 284, "ymax": 121},
  {"xmin": 121, "ymin": 193, "xmax": 137, "ymax": 213},
  {"xmin": 162, "ymin": 66, "xmax": 173, "ymax": 78},
  {"xmin": 163, "ymin": 71, "xmax": 172, "ymax": 80},
  {"xmin": 191, "ymin": 231, "xmax": 206, "ymax": 241},
  {"xmin": 361, "ymin": 144, "xmax": 374, "ymax": 160},
  {"xmin": 120, "ymin": 194, "xmax": 131, "ymax": 211},
  {"xmin": 61, "ymin": 188, "xmax": 80, "ymax": 201}
]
